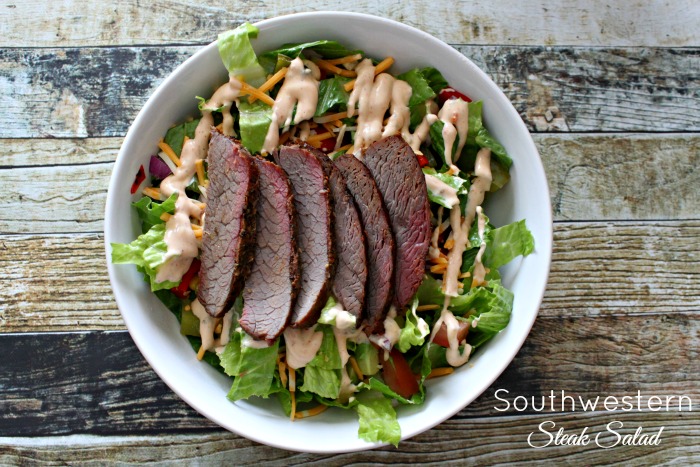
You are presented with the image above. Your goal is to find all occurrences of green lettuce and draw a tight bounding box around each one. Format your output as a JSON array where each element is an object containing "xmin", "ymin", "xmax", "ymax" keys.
[
  {"xmin": 220, "ymin": 331, "xmax": 280, "ymax": 401},
  {"xmin": 318, "ymin": 296, "xmax": 357, "ymax": 328},
  {"xmin": 397, "ymin": 298, "xmax": 430, "ymax": 353},
  {"xmin": 299, "ymin": 325, "xmax": 342, "ymax": 399},
  {"xmin": 217, "ymin": 23, "xmax": 267, "ymax": 86},
  {"xmin": 422, "ymin": 167, "xmax": 469, "ymax": 209},
  {"xmin": 315, "ymin": 75, "xmax": 351, "ymax": 116},
  {"xmin": 355, "ymin": 394, "xmax": 401, "ymax": 447},
  {"xmin": 237, "ymin": 100, "xmax": 272, "ymax": 154},
  {"xmin": 258, "ymin": 40, "xmax": 362, "ymax": 74},
  {"xmin": 131, "ymin": 193, "xmax": 177, "ymax": 233},
  {"xmin": 164, "ymin": 119, "xmax": 200, "ymax": 156},
  {"xmin": 484, "ymin": 220, "xmax": 535, "ymax": 269},
  {"xmin": 398, "ymin": 67, "xmax": 447, "ymax": 128},
  {"xmin": 450, "ymin": 281, "xmax": 514, "ymax": 348},
  {"xmin": 110, "ymin": 223, "xmax": 179, "ymax": 291}
]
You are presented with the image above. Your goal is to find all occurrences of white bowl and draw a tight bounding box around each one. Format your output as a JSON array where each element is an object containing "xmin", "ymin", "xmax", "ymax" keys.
[{"xmin": 105, "ymin": 12, "xmax": 552, "ymax": 453}]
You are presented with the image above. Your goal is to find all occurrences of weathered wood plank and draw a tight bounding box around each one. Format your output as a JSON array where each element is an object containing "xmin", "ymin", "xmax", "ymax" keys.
[
  {"xmin": 1, "ymin": 221, "xmax": 698, "ymax": 330},
  {"xmin": 2, "ymin": 0, "xmax": 698, "ymax": 48},
  {"xmin": 0, "ymin": 46, "xmax": 697, "ymax": 138},
  {"xmin": 0, "ymin": 319, "xmax": 697, "ymax": 445},
  {"xmin": 1, "ymin": 162, "xmax": 111, "ymax": 234},
  {"xmin": 1, "ymin": 409, "xmax": 698, "ymax": 465},
  {"xmin": 3, "ymin": 134, "xmax": 698, "ymax": 235},
  {"xmin": 0, "ymin": 138, "xmax": 118, "ymax": 167}
]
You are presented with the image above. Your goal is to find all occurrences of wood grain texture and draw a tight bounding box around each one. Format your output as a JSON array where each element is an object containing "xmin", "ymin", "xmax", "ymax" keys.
[
  {"xmin": 0, "ymin": 138, "xmax": 119, "ymax": 167},
  {"xmin": 1, "ymin": 46, "xmax": 697, "ymax": 138},
  {"xmin": 1, "ymin": 221, "xmax": 698, "ymax": 331},
  {"xmin": 2, "ymin": 1, "xmax": 698, "ymax": 48},
  {"xmin": 2, "ymin": 134, "xmax": 698, "ymax": 235},
  {"xmin": 0, "ymin": 311, "xmax": 697, "ymax": 437},
  {"xmin": 0, "ymin": 409, "xmax": 699, "ymax": 465}
]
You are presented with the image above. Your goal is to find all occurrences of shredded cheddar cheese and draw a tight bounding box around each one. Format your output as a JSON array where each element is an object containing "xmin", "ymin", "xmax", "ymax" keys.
[
  {"xmin": 158, "ymin": 140, "xmax": 182, "ymax": 167},
  {"xmin": 248, "ymin": 67, "xmax": 288, "ymax": 104}
]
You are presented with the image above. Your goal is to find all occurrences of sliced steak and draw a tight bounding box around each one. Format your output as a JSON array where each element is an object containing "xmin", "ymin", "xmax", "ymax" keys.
[
  {"xmin": 296, "ymin": 144, "xmax": 368, "ymax": 320},
  {"xmin": 275, "ymin": 146, "xmax": 334, "ymax": 328},
  {"xmin": 363, "ymin": 135, "xmax": 431, "ymax": 309},
  {"xmin": 198, "ymin": 131, "xmax": 259, "ymax": 318},
  {"xmin": 334, "ymin": 153, "xmax": 394, "ymax": 334},
  {"xmin": 239, "ymin": 158, "xmax": 299, "ymax": 342}
]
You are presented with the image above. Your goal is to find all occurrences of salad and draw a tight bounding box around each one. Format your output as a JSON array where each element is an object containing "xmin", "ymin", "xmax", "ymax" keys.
[{"xmin": 111, "ymin": 23, "xmax": 534, "ymax": 446}]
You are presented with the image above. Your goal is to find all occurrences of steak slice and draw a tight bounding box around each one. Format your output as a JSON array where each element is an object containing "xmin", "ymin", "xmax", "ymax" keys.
[
  {"xmin": 296, "ymin": 144, "xmax": 368, "ymax": 320},
  {"xmin": 363, "ymin": 135, "xmax": 431, "ymax": 309},
  {"xmin": 334, "ymin": 153, "xmax": 394, "ymax": 334},
  {"xmin": 198, "ymin": 131, "xmax": 259, "ymax": 318},
  {"xmin": 239, "ymin": 158, "xmax": 299, "ymax": 342},
  {"xmin": 275, "ymin": 146, "xmax": 334, "ymax": 328}
]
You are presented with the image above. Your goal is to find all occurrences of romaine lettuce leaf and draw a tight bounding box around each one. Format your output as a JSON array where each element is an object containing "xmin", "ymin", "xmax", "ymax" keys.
[
  {"xmin": 237, "ymin": 100, "xmax": 272, "ymax": 154},
  {"xmin": 164, "ymin": 119, "xmax": 200, "ymax": 156},
  {"xmin": 484, "ymin": 220, "xmax": 535, "ymax": 269},
  {"xmin": 298, "ymin": 324, "xmax": 342, "ymax": 399},
  {"xmin": 422, "ymin": 167, "xmax": 469, "ymax": 209},
  {"xmin": 307, "ymin": 325, "xmax": 342, "ymax": 370},
  {"xmin": 110, "ymin": 223, "xmax": 179, "ymax": 291},
  {"xmin": 132, "ymin": 193, "xmax": 177, "ymax": 232},
  {"xmin": 397, "ymin": 298, "xmax": 429, "ymax": 353},
  {"xmin": 420, "ymin": 67, "xmax": 448, "ymax": 94},
  {"xmin": 315, "ymin": 75, "xmax": 351, "ymax": 116},
  {"xmin": 299, "ymin": 366, "xmax": 341, "ymax": 399},
  {"xmin": 450, "ymin": 281, "xmax": 513, "ymax": 348},
  {"xmin": 258, "ymin": 40, "xmax": 362, "ymax": 74},
  {"xmin": 416, "ymin": 274, "xmax": 445, "ymax": 306},
  {"xmin": 217, "ymin": 23, "xmax": 267, "ymax": 86},
  {"xmin": 398, "ymin": 67, "xmax": 447, "ymax": 128},
  {"xmin": 318, "ymin": 296, "xmax": 357, "ymax": 329},
  {"xmin": 457, "ymin": 101, "xmax": 513, "ymax": 170},
  {"xmin": 221, "ymin": 331, "xmax": 280, "ymax": 401},
  {"xmin": 355, "ymin": 394, "xmax": 401, "ymax": 447}
]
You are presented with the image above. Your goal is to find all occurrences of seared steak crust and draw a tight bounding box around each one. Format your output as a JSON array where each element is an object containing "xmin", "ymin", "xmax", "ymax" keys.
[
  {"xmin": 334, "ymin": 153, "xmax": 394, "ymax": 334},
  {"xmin": 198, "ymin": 131, "xmax": 259, "ymax": 318},
  {"xmin": 239, "ymin": 158, "xmax": 299, "ymax": 342},
  {"xmin": 363, "ymin": 135, "xmax": 431, "ymax": 309}
]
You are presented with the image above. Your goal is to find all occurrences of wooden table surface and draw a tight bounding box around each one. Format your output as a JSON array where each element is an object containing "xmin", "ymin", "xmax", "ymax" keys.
[{"xmin": 1, "ymin": 1, "xmax": 699, "ymax": 464}]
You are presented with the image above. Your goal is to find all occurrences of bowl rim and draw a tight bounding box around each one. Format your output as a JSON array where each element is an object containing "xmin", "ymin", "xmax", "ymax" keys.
[{"xmin": 104, "ymin": 11, "xmax": 553, "ymax": 452}]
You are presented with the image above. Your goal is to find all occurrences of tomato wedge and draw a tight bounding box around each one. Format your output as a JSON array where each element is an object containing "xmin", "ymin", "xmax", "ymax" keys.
[
  {"xmin": 416, "ymin": 154, "xmax": 429, "ymax": 168},
  {"xmin": 432, "ymin": 320, "xmax": 470, "ymax": 348},
  {"xmin": 438, "ymin": 87, "xmax": 472, "ymax": 106},
  {"xmin": 171, "ymin": 258, "xmax": 201, "ymax": 299},
  {"xmin": 381, "ymin": 347, "xmax": 420, "ymax": 399}
]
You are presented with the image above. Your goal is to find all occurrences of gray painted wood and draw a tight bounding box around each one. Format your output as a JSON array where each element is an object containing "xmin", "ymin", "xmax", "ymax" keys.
[
  {"xmin": 1, "ymin": 46, "xmax": 697, "ymax": 139},
  {"xmin": 2, "ymin": 1, "xmax": 698, "ymax": 48}
]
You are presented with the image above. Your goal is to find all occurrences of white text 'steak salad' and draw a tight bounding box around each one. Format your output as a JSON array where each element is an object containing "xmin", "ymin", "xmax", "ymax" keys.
[{"xmin": 112, "ymin": 23, "xmax": 534, "ymax": 446}]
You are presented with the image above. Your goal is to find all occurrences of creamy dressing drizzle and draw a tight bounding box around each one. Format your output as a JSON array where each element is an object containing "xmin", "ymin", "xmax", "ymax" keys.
[
  {"xmin": 471, "ymin": 206, "xmax": 488, "ymax": 287},
  {"xmin": 298, "ymin": 121, "xmax": 310, "ymax": 141},
  {"xmin": 429, "ymin": 297, "xmax": 472, "ymax": 367},
  {"xmin": 156, "ymin": 77, "xmax": 241, "ymax": 283},
  {"xmin": 443, "ymin": 148, "xmax": 492, "ymax": 296},
  {"xmin": 263, "ymin": 57, "xmax": 319, "ymax": 154},
  {"xmin": 438, "ymin": 98, "xmax": 469, "ymax": 171},
  {"xmin": 242, "ymin": 333, "xmax": 271, "ymax": 349},
  {"xmin": 425, "ymin": 174, "xmax": 459, "ymax": 209},
  {"xmin": 346, "ymin": 58, "xmax": 438, "ymax": 155},
  {"xmin": 429, "ymin": 206, "xmax": 444, "ymax": 260},
  {"xmin": 191, "ymin": 298, "xmax": 237, "ymax": 354},
  {"xmin": 283, "ymin": 326, "xmax": 323, "ymax": 369},
  {"xmin": 369, "ymin": 306, "xmax": 401, "ymax": 360},
  {"xmin": 333, "ymin": 326, "xmax": 356, "ymax": 402}
]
